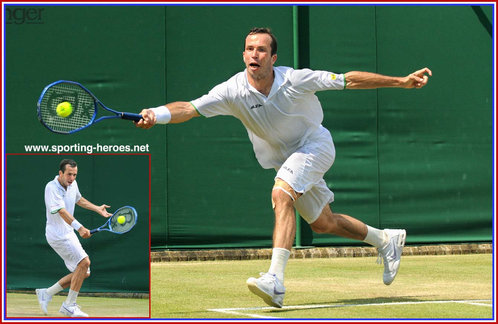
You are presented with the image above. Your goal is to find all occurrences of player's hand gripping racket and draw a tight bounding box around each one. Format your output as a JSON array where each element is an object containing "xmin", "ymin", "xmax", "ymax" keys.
[
  {"xmin": 37, "ymin": 80, "xmax": 143, "ymax": 134},
  {"xmin": 90, "ymin": 206, "xmax": 138, "ymax": 235}
]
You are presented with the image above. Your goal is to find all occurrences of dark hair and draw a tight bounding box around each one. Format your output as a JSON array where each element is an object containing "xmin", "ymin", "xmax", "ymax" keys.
[
  {"xmin": 247, "ymin": 27, "xmax": 278, "ymax": 56},
  {"xmin": 59, "ymin": 159, "xmax": 77, "ymax": 172}
]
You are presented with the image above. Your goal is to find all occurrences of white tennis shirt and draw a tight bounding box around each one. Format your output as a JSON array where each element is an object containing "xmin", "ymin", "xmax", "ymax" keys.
[
  {"xmin": 191, "ymin": 66, "xmax": 345, "ymax": 169},
  {"xmin": 44, "ymin": 176, "xmax": 82, "ymax": 242}
]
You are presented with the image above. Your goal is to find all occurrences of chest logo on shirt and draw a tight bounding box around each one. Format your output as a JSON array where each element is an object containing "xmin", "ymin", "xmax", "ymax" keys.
[{"xmin": 250, "ymin": 103, "xmax": 263, "ymax": 109}]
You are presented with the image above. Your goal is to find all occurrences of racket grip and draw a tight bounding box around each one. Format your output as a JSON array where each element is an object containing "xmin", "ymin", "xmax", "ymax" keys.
[
  {"xmin": 121, "ymin": 112, "xmax": 143, "ymax": 122},
  {"xmin": 90, "ymin": 229, "xmax": 98, "ymax": 234}
]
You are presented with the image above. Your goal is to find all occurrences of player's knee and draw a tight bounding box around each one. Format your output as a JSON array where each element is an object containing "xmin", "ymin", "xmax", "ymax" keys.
[
  {"xmin": 271, "ymin": 189, "xmax": 294, "ymax": 209},
  {"xmin": 272, "ymin": 179, "xmax": 297, "ymax": 209},
  {"xmin": 78, "ymin": 257, "xmax": 90, "ymax": 270}
]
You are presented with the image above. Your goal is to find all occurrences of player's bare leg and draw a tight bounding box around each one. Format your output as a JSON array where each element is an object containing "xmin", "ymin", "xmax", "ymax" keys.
[
  {"xmin": 56, "ymin": 273, "xmax": 73, "ymax": 289},
  {"xmin": 271, "ymin": 180, "xmax": 302, "ymax": 250},
  {"xmin": 69, "ymin": 257, "xmax": 90, "ymax": 292},
  {"xmin": 247, "ymin": 179, "xmax": 301, "ymax": 307},
  {"xmin": 310, "ymin": 204, "xmax": 367, "ymax": 240},
  {"xmin": 59, "ymin": 257, "xmax": 90, "ymax": 317}
]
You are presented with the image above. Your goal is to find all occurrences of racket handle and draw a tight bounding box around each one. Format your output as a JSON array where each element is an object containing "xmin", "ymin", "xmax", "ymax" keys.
[
  {"xmin": 90, "ymin": 229, "xmax": 98, "ymax": 234},
  {"xmin": 121, "ymin": 112, "xmax": 143, "ymax": 122}
]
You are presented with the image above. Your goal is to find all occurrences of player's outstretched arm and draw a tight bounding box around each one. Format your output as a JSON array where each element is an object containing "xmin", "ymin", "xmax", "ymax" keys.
[
  {"xmin": 77, "ymin": 197, "xmax": 112, "ymax": 218},
  {"xmin": 345, "ymin": 67, "xmax": 432, "ymax": 89},
  {"xmin": 136, "ymin": 101, "xmax": 200, "ymax": 129}
]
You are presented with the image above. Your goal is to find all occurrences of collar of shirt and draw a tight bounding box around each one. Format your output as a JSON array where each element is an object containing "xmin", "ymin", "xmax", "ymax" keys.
[{"xmin": 243, "ymin": 67, "xmax": 288, "ymax": 100}]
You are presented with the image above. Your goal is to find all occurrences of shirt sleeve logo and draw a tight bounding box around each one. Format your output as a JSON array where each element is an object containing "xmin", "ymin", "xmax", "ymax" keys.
[{"xmin": 330, "ymin": 73, "xmax": 337, "ymax": 81}]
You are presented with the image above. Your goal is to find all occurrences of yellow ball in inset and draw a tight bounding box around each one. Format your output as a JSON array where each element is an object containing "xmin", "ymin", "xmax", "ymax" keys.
[
  {"xmin": 56, "ymin": 101, "xmax": 73, "ymax": 118},
  {"xmin": 117, "ymin": 215, "xmax": 126, "ymax": 224}
]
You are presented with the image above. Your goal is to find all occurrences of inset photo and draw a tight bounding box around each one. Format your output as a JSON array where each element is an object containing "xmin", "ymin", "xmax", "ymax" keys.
[{"xmin": 5, "ymin": 154, "xmax": 150, "ymax": 318}]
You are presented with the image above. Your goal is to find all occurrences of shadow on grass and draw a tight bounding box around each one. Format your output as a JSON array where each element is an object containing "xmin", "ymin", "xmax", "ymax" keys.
[
  {"xmin": 335, "ymin": 296, "xmax": 431, "ymax": 304},
  {"xmin": 265, "ymin": 296, "xmax": 435, "ymax": 314}
]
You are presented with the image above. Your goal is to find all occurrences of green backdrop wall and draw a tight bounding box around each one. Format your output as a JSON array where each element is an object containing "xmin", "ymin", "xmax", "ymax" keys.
[{"xmin": 4, "ymin": 5, "xmax": 493, "ymax": 257}]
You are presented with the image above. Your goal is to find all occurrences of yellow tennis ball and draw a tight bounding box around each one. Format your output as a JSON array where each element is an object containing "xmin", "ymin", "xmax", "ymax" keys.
[
  {"xmin": 117, "ymin": 215, "xmax": 126, "ymax": 224},
  {"xmin": 56, "ymin": 101, "xmax": 73, "ymax": 118}
]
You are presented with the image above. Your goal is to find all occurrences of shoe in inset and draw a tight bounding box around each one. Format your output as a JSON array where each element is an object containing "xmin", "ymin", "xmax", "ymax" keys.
[
  {"xmin": 59, "ymin": 302, "xmax": 89, "ymax": 317},
  {"xmin": 35, "ymin": 288, "xmax": 51, "ymax": 315}
]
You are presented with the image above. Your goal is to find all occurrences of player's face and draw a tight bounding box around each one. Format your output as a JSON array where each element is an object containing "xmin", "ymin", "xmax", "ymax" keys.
[
  {"xmin": 243, "ymin": 33, "xmax": 277, "ymax": 81},
  {"xmin": 58, "ymin": 165, "xmax": 78, "ymax": 189}
]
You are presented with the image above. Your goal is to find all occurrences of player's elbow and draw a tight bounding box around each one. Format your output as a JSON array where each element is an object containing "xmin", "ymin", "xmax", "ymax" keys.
[{"xmin": 344, "ymin": 71, "xmax": 364, "ymax": 89}]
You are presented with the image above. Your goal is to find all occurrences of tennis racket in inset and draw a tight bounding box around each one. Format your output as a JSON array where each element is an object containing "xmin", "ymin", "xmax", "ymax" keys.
[
  {"xmin": 90, "ymin": 206, "xmax": 138, "ymax": 235},
  {"xmin": 37, "ymin": 80, "xmax": 143, "ymax": 134}
]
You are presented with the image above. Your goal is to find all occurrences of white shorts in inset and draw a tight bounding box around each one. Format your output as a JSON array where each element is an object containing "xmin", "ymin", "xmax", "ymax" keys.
[
  {"xmin": 275, "ymin": 127, "xmax": 336, "ymax": 224},
  {"xmin": 48, "ymin": 233, "xmax": 89, "ymax": 273}
]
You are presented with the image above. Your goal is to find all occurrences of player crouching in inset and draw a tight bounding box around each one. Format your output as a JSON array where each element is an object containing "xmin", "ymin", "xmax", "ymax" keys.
[{"xmin": 36, "ymin": 159, "xmax": 112, "ymax": 317}]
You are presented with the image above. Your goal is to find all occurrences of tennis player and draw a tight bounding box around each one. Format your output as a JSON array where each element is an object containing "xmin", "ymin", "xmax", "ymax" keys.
[
  {"xmin": 136, "ymin": 27, "xmax": 431, "ymax": 308},
  {"xmin": 36, "ymin": 159, "xmax": 112, "ymax": 317}
]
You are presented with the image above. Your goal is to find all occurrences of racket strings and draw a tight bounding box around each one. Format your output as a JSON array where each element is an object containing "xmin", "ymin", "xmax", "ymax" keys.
[
  {"xmin": 38, "ymin": 82, "xmax": 96, "ymax": 134},
  {"xmin": 110, "ymin": 207, "xmax": 137, "ymax": 234}
]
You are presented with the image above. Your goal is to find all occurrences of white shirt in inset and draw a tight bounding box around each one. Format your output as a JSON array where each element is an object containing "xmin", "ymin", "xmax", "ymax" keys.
[{"xmin": 44, "ymin": 176, "xmax": 82, "ymax": 243}]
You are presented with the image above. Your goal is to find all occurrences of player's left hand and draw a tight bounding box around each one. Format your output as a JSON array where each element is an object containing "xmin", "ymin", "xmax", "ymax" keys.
[
  {"xmin": 98, "ymin": 204, "xmax": 112, "ymax": 218},
  {"xmin": 402, "ymin": 67, "xmax": 432, "ymax": 89}
]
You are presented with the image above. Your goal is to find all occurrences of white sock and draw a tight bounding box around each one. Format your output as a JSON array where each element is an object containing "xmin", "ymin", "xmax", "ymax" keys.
[
  {"xmin": 46, "ymin": 282, "xmax": 63, "ymax": 296},
  {"xmin": 65, "ymin": 289, "xmax": 79, "ymax": 305},
  {"xmin": 268, "ymin": 247, "xmax": 290, "ymax": 282},
  {"xmin": 363, "ymin": 225, "xmax": 388, "ymax": 248}
]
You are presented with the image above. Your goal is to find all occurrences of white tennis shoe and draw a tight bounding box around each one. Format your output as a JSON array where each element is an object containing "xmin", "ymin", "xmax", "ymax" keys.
[
  {"xmin": 377, "ymin": 229, "xmax": 406, "ymax": 285},
  {"xmin": 35, "ymin": 288, "xmax": 51, "ymax": 315},
  {"xmin": 247, "ymin": 272, "xmax": 285, "ymax": 308},
  {"xmin": 59, "ymin": 302, "xmax": 89, "ymax": 317}
]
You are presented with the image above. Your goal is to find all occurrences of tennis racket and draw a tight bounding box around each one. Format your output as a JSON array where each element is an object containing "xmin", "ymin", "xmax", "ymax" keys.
[
  {"xmin": 90, "ymin": 206, "xmax": 138, "ymax": 235},
  {"xmin": 37, "ymin": 80, "xmax": 143, "ymax": 134}
]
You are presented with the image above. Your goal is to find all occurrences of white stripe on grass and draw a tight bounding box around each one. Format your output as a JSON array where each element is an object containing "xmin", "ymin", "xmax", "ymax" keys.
[{"xmin": 208, "ymin": 299, "xmax": 492, "ymax": 319}]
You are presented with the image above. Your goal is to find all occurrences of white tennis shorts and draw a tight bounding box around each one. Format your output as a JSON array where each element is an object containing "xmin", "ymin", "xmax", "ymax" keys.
[
  {"xmin": 275, "ymin": 127, "xmax": 336, "ymax": 224},
  {"xmin": 48, "ymin": 233, "xmax": 90, "ymax": 273}
]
